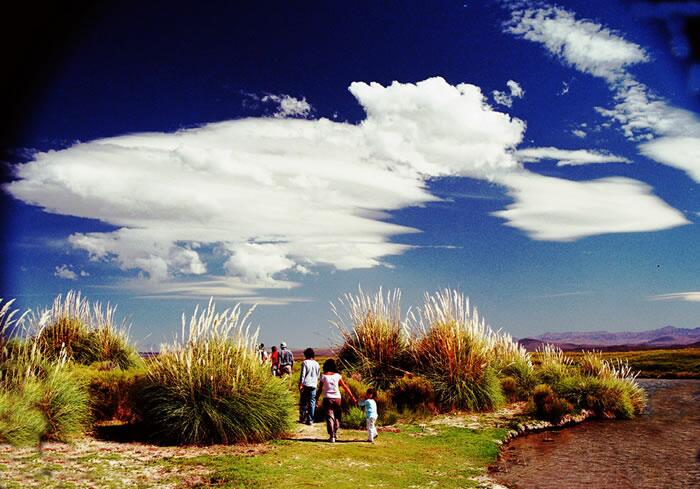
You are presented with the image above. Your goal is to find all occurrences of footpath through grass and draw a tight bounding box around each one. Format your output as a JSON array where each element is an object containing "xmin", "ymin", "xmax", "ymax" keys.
[{"xmin": 168, "ymin": 422, "xmax": 509, "ymax": 488}]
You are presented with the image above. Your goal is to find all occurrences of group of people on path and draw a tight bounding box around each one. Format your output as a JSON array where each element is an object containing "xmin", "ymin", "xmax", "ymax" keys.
[
  {"xmin": 256, "ymin": 343, "xmax": 379, "ymax": 443},
  {"xmin": 257, "ymin": 342, "xmax": 294, "ymax": 377}
]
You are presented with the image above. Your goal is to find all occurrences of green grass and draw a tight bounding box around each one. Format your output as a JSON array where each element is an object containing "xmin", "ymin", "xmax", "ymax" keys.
[
  {"xmin": 565, "ymin": 348, "xmax": 700, "ymax": 379},
  {"xmin": 168, "ymin": 424, "xmax": 508, "ymax": 488}
]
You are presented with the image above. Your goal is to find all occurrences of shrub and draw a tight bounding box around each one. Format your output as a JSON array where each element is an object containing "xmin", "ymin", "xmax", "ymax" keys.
[
  {"xmin": 500, "ymin": 376, "xmax": 519, "ymax": 403},
  {"xmin": 409, "ymin": 290, "xmax": 504, "ymax": 411},
  {"xmin": 138, "ymin": 300, "xmax": 293, "ymax": 445},
  {"xmin": 379, "ymin": 409, "xmax": 399, "ymax": 426},
  {"xmin": 531, "ymin": 384, "xmax": 574, "ymax": 423},
  {"xmin": 390, "ymin": 374, "xmax": 436, "ymax": 413},
  {"xmin": 555, "ymin": 353, "xmax": 647, "ymax": 418},
  {"xmin": 340, "ymin": 406, "xmax": 366, "ymax": 429},
  {"xmin": 73, "ymin": 365, "xmax": 146, "ymax": 422},
  {"xmin": 32, "ymin": 291, "xmax": 141, "ymax": 369},
  {"xmin": 333, "ymin": 287, "xmax": 410, "ymax": 389}
]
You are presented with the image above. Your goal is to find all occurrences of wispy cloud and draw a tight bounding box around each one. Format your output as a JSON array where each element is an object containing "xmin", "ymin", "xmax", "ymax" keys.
[
  {"xmin": 536, "ymin": 290, "xmax": 594, "ymax": 299},
  {"xmin": 649, "ymin": 291, "xmax": 700, "ymax": 303},
  {"xmin": 516, "ymin": 146, "xmax": 631, "ymax": 166},
  {"xmin": 492, "ymin": 79, "xmax": 525, "ymax": 108},
  {"xmin": 54, "ymin": 264, "xmax": 78, "ymax": 280},
  {"xmin": 507, "ymin": 3, "xmax": 700, "ymax": 185},
  {"xmin": 262, "ymin": 94, "xmax": 313, "ymax": 118},
  {"xmin": 506, "ymin": 6, "xmax": 648, "ymax": 81}
]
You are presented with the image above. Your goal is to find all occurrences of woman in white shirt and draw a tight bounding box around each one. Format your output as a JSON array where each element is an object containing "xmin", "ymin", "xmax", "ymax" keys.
[{"xmin": 318, "ymin": 358, "xmax": 357, "ymax": 443}]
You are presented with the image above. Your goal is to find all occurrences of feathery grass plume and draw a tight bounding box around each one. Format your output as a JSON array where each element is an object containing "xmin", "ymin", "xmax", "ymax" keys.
[
  {"xmin": 408, "ymin": 289, "xmax": 504, "ymax": 411},
  {"xmin": 90, "ymin": 301, "xmax": 142, "ymax": 369},
  {"xmin": 34, "ymin": 291, "xmax": 96, "ymax": 364},
  {"xmin": 33, "ymin": 291, "xmax": 140, "ymax": 369},
  {"xmin": 0, "ymin": 299, "xmax": 89, "ymax": 445},
  {"xmin": 579, "ymin": 350, "xmax": 606, "ymax": 377},
  {"xmin": 139, "ymin": 299, "xmax": 293, "ymax": 445},
  {"xmin": 332, "ymin": 287, "xmax": 410, "ymax": 389},
  {"xmin": 535, "ymin": 343, "xmax": 573, "ymax": 387},
  {"xmin": 492, "ymin": 331, "xmax": 536, "ymax": 399}
]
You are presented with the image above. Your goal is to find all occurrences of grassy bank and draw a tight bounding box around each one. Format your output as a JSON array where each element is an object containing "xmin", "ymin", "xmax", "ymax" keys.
[
  {"xmin": 565, "ymin": 348, "xmax": 700, "ymax": 379},
  {"xmin": 1, "ymin": 413, "xmax": 515, "ymax": 488}
]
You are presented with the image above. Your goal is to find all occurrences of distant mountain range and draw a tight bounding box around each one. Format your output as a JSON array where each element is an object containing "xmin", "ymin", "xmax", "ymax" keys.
[{"xmin": 518, "ymin": 325, "xmax": 700, "ymax": 352}]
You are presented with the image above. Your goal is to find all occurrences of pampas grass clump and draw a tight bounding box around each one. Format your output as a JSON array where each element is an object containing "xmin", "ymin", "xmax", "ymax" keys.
[
  {"xmin": 139, "ymin": 300, "xmax": 293, "ymax": 445},
  {"xmin": 333, "ymin": 287, "xmax": 410, "ymax": 389},
  {"xmin": 409, "ymin": 290, "xmax": 504, "ymax": 411},
  {"xmin": 33, "ymin": 291, "xmax": 141, "ymax": 369},
  {"xmin": 0, "ymin": 299, "xmax": 89, "ymax": 445}
]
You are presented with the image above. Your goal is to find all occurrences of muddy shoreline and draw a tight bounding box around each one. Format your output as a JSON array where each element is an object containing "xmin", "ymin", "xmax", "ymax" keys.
[{"xmin": 490, "ymin": 379, "xmax": 700, "ymax": 489}]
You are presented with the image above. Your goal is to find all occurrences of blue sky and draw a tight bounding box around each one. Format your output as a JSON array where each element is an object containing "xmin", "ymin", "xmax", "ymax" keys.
[{"xmin": 2, "ymin": 1, "xmax": 699, "ymax": 348}]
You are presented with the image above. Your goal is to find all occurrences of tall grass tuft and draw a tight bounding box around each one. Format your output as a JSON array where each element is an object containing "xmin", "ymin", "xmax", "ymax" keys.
[
  {"xmin": 552, "ymin": 351, "xmax": 647, "ymax": 418},
  {"xmin": 332, "ymin": 287, "xmax": 410, "ymax": 389},
  {"xmin": 33, "ymin": 291, "xmax": 141, "ymax": 369},
  {"xmin": 535, "ymin": 344, "xmax": 573, "ymax": 387},
  {"xmin": 408, "ymin": 289, "xmax": 504, "ymax": 411},
  {"xmin": 139, "ymin": 300, "xmax": 293, "ymax": 445},
  {"xmin": 0, "ymin": 299, "xmax": 89, "ymax": 445}
]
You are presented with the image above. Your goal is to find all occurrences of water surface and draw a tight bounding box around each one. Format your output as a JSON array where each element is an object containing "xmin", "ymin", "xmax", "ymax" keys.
[{"xmin": 491, "ymin": 379, "xmax": 700, "ymax": 488}]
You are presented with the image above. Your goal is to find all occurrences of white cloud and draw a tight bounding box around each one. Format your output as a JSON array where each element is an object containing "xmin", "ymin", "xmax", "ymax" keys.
[
  {"xmin": 8, "ymin": 77, "xmax": 525, "ymax": 296},
  {"xmin": 571, "ymin": 129, "xmax": 587, "ymax": 138},
  {"xmin": 492, "ymin": 172, "xmax": 689, "ymax": 241},
  {"xmin": 262, "ymin": 94, "xmax": 312, "ymax": 118},
  {"xmin": 639, "ymin": 137, "xmax": 700, "ymax": 183},
  {"xmin": 507, "ymin": 5, "xmax": 700, "ymax": 184},
  {"xmin": 649, "ymin": 291, "xmax": 700, "ymax": 302},
  {"xmin": 515, "ymin": 146, "xmax": 631, "ymax": 166},
  {"xmin": 7, "ymin": 75, "xmax": 690, "ymax": 299},
  {"xmin": 54, "ymin": 264, "xmax": 78, "ymax": 280},
  {"xmin": 507, "ymin": 80, "xmax": 524, "ymax": 98},
  {"xmin": 507, "ymin": 7, "xmax": 648, "ymax": 81},
  {"xmin": 492, "ymin": 79, "xmax": 525, "ymax": 108},
  {"xmin": 595, "ymin": 79, "xmax": 700, "ymax": 140}
]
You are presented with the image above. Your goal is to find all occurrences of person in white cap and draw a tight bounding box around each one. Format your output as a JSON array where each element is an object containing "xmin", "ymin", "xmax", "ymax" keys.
[{"xmin": 278, "ymin": 342, "xmax": 294, "ymax": 377}]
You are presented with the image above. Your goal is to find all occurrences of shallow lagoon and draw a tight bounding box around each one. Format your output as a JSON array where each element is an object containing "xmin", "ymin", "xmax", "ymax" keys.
[{"xmin": 492, "ymin": 379, "xmax": 700, "ymax": 488}]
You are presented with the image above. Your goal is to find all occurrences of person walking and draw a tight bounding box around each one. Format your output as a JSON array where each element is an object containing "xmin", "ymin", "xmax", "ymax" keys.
[
  {"xmin": 270, "ymin": 345, "xmax": 279, "ymax": 376},
  {"xmin": 317, "ymin": 358, "xmax": 357, "ymax": 443},
  {"xmin": 359, "ymin": 388, "xmax": 379, "ymax": 443},
  {"xmin": 298, "ymin": 348, "xmax": 320, "ymax": 425},
  {"xmin": 257, "ymin": 343, "xmax": 269, "ymax": 364},
  {"xmin": 278, "ymin": 342, "xmax": 294, "ymax": 377}
]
